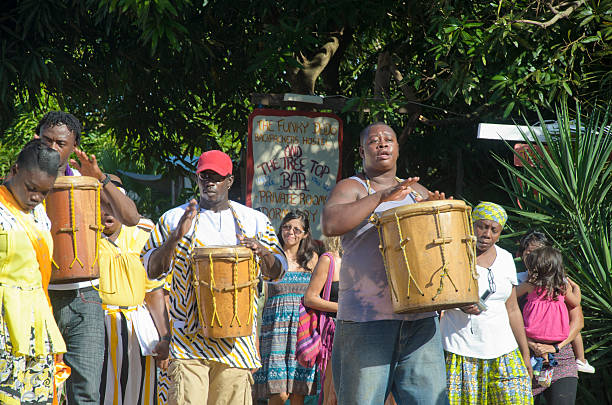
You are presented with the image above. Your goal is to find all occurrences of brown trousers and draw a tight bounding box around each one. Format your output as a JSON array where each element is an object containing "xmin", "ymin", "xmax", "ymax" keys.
[{"xmin": 167, "ymin": 358, "xmax": 254, "ymax": 405}]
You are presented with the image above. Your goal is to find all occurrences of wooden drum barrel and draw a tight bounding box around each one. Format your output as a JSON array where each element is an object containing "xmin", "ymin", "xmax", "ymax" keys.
[
  {"xmin": 46, "ymin": 176, "xmax": 102, "ymax": 283},
  {"xmin": 191, "ymin": 246, "xmax": 258, "ymax": 338},
  {"xmin": 375, "ymin": 199, "xmax": 479, "ymax": 313}
]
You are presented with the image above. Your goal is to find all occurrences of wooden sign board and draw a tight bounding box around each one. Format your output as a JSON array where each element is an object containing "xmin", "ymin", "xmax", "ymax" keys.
[{"xmin": 246, "ymin": 109, "xmax": 343, "ymax": 240}]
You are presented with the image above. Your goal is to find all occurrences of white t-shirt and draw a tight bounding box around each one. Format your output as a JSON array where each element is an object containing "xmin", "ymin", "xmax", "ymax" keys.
[{"xmin": 441, "ymin": 245, "xmax": 519, "ymax": 359}]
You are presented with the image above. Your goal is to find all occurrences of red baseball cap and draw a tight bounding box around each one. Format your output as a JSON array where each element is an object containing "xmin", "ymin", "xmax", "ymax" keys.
[{"xmin": 196, "ymin": 150, "xmax": 233, "ymax": 176}]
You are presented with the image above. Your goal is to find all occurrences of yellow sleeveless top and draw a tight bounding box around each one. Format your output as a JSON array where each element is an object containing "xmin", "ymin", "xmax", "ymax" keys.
[
  {"xmin": 0, "ymin": 200, "xmax": 66, "ymax": 356},
  {"xmin": 98, "ymin": 225, "xmax": 163, "ymax": 306}
]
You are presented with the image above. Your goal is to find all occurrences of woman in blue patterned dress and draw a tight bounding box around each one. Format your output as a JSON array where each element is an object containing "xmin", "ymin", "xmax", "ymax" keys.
[{"xmin": 254, "ymin": 210, "xmax": 319, "ymax": 405}]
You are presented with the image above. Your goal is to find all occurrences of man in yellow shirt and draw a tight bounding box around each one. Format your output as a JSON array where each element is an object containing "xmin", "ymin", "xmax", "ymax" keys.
[{"xmin": 97, "ymin": 175, "xmax": 170, "ymax": 405}]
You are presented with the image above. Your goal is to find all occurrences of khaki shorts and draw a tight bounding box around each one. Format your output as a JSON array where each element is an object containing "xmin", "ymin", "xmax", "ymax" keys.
[{"xmin": 167, "ymin": 358, "xmax": 254, "ymax": 405}]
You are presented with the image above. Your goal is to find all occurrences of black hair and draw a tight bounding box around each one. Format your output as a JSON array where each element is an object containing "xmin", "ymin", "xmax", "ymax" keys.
[
  {"xmin": 277, "ymin": 210, "xmax": 318, "ymax": 271},
  {"xmin": 312, "ymin": 239, "xmax": 326, "ymax": 257},
  {"xmin": 525, "ymin": 246, "xmax": 567, "ymax": 299},
  {"xmin": 36, "ymin": 111, "xmax": 83, "ymax": 145},
  {"xmin": 518, "ymin": 230, "xmax": 551, "ymax": 256},
  {"xmin": 16, "ymin": 139, "xmax": 60, "ymax": 176},
  {"xmin": 359, "ymin": 122, "xmax": 396, "ymax": 145}
]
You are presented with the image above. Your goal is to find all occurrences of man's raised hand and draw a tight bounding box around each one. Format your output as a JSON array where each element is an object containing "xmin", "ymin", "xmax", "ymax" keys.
[
  {"xmin": 379, "ymin": 177, "xmax": 420, "ymax": 203},
  {"xmin": 172, "ymin": 199, "xmax": 198, "ymax": 241},
  {"xmin": 70, "ymin": 148, "xmax": 104, "ymax": 180}
]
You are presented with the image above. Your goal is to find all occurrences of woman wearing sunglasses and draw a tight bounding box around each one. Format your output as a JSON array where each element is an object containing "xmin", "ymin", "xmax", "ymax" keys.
[
  {"xmin": 254, "ymin": 210, "xmax": 319, "ymax": 405},
  {"xmin": 440, "ymin": 202, "xmax": 533, "ymax": 405}
]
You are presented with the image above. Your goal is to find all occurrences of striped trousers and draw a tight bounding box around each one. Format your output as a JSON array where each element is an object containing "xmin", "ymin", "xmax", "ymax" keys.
[
  {"xmin": 101, "ymin": 305, "xmax": 157, "ymax": 405},
  {"xmin": 157, "ymin": 369, "xmax": 170, "ymax": 405}
]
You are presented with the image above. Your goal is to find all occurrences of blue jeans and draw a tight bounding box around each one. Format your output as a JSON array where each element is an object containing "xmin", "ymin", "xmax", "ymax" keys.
[
  {"xmin": 50, "ymin": 286, "xmax": 105, "ymax": 404},
  {"xmin": 332, "ymin": 316, "xmax": 448, "ymax": 405}
]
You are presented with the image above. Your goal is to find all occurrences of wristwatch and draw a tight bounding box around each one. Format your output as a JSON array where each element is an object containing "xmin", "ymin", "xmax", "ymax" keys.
[
  {"xmin": 160, "ymin": 335, "xmax": 171, "ymax": 342},
  {"xmin": 553, "ymin": 343, "xmax": 560, "ymax": 353},
  {"xmin": 100, "ymin": 174, "xmax": 111, "ymax": 187}
]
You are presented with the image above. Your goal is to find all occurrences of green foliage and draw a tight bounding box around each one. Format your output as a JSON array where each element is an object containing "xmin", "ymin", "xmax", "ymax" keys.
[
  {"xmin": 0, "ymin": 104, "xmax": 40, "ymax": 176},
  {"xmin": 1, "ymin": 0, "xmax": 610, "ymax": 215},
  {"xmin": 0, "ymin": 92, "xmax": 115, "ymax": 177},
  {"xmin": 496, "ymin": 102, "xmax": 612, "ymax": 401},
  {"xmin": 496, "ymin": 103, "xmax": 612, "ymax": 227}
]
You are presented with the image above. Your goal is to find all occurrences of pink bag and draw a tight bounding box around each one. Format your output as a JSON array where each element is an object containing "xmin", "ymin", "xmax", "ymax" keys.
[{"xmin": 295, "ymin": 253, "xmax": 335, "ymax": 369}]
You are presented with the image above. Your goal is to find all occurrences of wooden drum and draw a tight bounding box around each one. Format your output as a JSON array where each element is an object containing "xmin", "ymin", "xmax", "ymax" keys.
[
  {"xmin": 191, "ymin": 246, "xmax": 259, "ymax": 339},
  {"xmin": 46, "ymin": 176, "xmax": 103, "ymax": 283},
  {"xmin": 375, "ymin": 200, "xmax": 479, "ymax": 313}
]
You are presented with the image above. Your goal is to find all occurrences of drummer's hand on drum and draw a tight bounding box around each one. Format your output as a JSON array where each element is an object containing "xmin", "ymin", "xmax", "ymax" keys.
[
  {"xmin": 424, "ymin": 190, "xmax": 453, "ymax": 201},
  {"xmin": 379, "ymin": 177, "xmax": 420, "ymax": 203},
  {"xmin": 171, "ymin": 199, "xmax": 198, "ymax": 241},
  {"xmin": 70, "ymin": 148, "xmax": 104, "ymax": 181},
  {"xmin": 460, "ymin": 304, "xmax": 482, "ymax": 315},
  {"xmin": 238, "ymin": 235, "xmax": 269, "ymax": 258}
]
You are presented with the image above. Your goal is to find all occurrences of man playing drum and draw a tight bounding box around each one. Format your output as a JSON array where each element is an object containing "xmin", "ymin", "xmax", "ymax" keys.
[
  {"xmin": 142, "ymin": 150, "xmax": 287, "ymax": 405},
  {"xmin": 35, "ymin": 111, "xmax": 140, "ymax": 404},
  {"xmin": 321, "ymin": 122, "xmax": 449, "ymax": 405}
]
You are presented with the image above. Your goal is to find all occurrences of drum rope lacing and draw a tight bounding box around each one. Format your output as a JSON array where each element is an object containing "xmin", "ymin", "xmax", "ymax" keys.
[
  {"xmin": 364, "ymin": 176, "xmax": 424, "ymax": 301},
  {"xmin": 68, "ymin": 185, "xmax": 84, "ymax": 269},
  {"xmin": 230, "ymin": 250, "xmax": 242, "ymax": 328},
  {"xmin": 189, "ymin": 202, "xmax": 259, "ymax": 334},
  {"xmin": 365, "ymin": 176, "xmax": 479, "ymax": 304},
  {"xmin": 42, "ymin": 198, "xmax": 61, "ymax": 270},
  {"xmin": 91, "ymin": 184, "xmax": 102, "ymax": 270},
  {"xmin": 463, "ymin": 209, "xmax": 480, "ymax": 283},
  {"xmin": 44, "ymin": 180, "xmax": 109, "ymax": 294},
  {"xmin": 432, "ymin": 206, "xmax": 458, "ymax": 300},
  {"xmin": 206, "ymin": 251, "xmax": 223, "ymax": 327},
  {"xmin": 89, "ymin": 183, "xmax": 111, "ymax": 294}
]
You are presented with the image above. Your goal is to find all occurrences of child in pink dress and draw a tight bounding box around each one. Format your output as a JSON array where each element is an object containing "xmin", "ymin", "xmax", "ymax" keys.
[{"xmin": 517, "ymin": 246, "xmax": 581, "ymax": 386}]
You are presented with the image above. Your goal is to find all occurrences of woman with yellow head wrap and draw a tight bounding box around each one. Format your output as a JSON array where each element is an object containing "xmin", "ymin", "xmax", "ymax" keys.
[{"xmin": 440, "ymin": 202, "xmax": 534, "ymax": 405}]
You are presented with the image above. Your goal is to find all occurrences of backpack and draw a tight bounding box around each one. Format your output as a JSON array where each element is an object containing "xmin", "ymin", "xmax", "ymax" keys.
[{"xmin": 295, "ymin": 253, "xmax": 335, "ymax": 369}]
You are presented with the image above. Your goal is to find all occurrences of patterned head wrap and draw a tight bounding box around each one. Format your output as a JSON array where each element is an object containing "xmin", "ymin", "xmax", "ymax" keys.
[{"xmin": 471, "ymin": 202, "xmax": 508, "ymax": 228}]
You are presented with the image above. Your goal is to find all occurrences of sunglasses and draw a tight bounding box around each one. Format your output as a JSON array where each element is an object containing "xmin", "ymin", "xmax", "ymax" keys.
[
  {"xmin": 198, "ymin": 172, "xmax": 229, "ymax": 183},
  {"xmin": 281, "ymin": 224, "xmax": 305, "ymax": 236},
  {"xmin": 486, "ymin": 268, "xmax": 496, "ymax": 294}
]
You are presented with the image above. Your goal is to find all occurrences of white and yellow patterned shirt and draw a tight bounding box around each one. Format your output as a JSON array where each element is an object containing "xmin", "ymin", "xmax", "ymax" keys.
[{"xmin": 141, "ymin": 200, "xmax": 286, "ymax": 368}]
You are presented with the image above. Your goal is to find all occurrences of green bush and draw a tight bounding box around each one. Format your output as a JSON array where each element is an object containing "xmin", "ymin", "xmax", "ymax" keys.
[{"xmin": 495, "ymin": 102, "xmax": 612, "ymax": 402}]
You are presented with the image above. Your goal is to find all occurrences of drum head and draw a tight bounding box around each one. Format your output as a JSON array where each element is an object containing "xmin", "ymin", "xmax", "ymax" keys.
[
  {"xmin": 192, "ymin": 246, "xmax": 253, "ymax": 260},
  {"xmin": 53, "ymin": 176, "xmax": 100, "ymax": 189},
  {"xmin": 379, "ymin": 199, "xmax": 468, "ymax": 223}
]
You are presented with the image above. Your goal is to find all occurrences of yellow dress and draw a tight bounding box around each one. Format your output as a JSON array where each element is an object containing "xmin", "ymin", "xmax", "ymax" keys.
[
  {"xmin": 0, "ymin": 202, "xmax": 66, "ymax": 357},
  {"xmin": 0, "ymin": 188, "xmax": 66, "ymax": 405}
]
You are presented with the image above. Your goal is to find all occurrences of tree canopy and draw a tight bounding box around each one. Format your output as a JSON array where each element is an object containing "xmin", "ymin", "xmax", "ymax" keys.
[{"xmin": 1, "ymin": 0, "xmax": 610, "ymax": 200}]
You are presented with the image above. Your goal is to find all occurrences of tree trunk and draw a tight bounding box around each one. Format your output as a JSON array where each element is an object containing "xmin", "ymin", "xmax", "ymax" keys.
[{"xmin": 322, "ymin": 26, "xmax": 353, "ymax": 94}]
